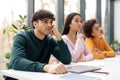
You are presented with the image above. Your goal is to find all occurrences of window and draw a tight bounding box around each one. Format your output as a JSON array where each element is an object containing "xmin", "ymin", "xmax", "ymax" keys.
[
  {"xmin": 0, "ymin": 0, "xmax": 27, "ymax": 65},
  {"xmin": 34, "ymin": 0, "xmax": 56, "ymax": 25},
  {"xmin": 64, "ymin": 0, "xmax": 80, "ymax": 19},
  {"xmin": 85, "ymin": 0, "xmax": 96, "ymax": 20}
]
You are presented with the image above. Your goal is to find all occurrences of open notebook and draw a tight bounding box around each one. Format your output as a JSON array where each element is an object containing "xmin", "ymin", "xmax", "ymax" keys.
[{"xmin": 67, "ymin": 65, "xmax": 101, "ymax": 74}]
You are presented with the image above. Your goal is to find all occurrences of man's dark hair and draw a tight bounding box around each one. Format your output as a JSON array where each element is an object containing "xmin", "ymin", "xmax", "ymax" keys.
[
  {"xmin": 32, "ymin": 9, "xmax": 55, "ymax": 28},
  {"xmin": 83, "ymin": 19, "xmax": 98, "ymax": 38}
]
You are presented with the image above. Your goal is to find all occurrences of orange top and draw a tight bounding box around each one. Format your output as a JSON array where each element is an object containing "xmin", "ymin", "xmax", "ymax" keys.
[{"xmin": 85, "ymin": 37, "xmax": 116, "ymax": 59}]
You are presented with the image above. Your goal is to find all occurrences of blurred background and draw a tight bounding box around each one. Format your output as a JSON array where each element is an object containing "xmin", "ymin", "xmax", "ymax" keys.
[{"xmin": 0, "ymin": 1, "xmax": 120, "ymax": 79}]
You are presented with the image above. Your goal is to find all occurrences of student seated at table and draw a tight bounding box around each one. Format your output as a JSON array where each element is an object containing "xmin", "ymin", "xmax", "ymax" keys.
[
  {"xmin": 83, "ymin": 19, "xmax": 116, "ymax": 59},
  {"xmin": 5, "ymin": 9, "xmax": 71, "ymax": 80},
  {"xmin": 62, "ymin": 12, "xmax": 93, "ymax": 62}
]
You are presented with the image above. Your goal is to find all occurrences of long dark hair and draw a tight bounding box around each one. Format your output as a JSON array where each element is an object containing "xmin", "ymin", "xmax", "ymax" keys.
[{"xmin": 62, "ymin": 13, "xmax": 81, "ymax": 35}]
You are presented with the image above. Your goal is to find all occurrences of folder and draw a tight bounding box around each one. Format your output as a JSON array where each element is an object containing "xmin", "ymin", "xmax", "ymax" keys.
[{"xmin": 67, "ymin": 65, "xmax": 101, "ymax": 74}]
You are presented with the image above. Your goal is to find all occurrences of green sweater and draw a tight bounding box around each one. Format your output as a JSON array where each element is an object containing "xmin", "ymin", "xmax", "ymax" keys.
[{"xmin": 8, "ymin": 29, "xmax": 71, "ymax": 72}]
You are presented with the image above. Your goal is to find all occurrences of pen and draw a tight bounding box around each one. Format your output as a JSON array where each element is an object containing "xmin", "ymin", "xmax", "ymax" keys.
[{"xmin": 91, "ymin": 71, "xmax": 109, "ymax": 75}]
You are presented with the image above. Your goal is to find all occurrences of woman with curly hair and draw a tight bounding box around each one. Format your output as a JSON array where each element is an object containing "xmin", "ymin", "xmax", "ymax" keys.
[{"xmin": 83, "ymin": 19, "xmax": 116, "ymax": 59}]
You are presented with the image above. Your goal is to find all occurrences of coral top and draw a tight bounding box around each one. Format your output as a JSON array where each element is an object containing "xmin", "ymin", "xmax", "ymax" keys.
[
  {"xmin": 85, "ymin": 37, "xmax": 116, "ymax": 59},
  {"xmin": 62, "ymin": 35, "xmax": 93, "ymax": 62}
]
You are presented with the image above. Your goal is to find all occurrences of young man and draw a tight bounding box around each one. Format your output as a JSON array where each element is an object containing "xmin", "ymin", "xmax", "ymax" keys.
[{"xmin": 5, "ymin": 9, "xmax": 71, "ymax": 80}]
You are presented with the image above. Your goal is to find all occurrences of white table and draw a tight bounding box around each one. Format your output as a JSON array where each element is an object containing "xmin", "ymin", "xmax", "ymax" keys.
[
  {"xmin": 77, "ymin": 55, "xmax": 120, "ymax": 80},
  {"xmin": 1, "ymin": 55, "xmax": 120, "ymax": 80},
  {"xmin": 1, "ymin": 70, "xmax": 100, "ymax": 80}
]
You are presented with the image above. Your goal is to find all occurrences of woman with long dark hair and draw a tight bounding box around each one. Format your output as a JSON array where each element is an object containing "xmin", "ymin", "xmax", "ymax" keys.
[{"xmin": 62, "ymin": 13, "xmax": 93, "ymax": 62}]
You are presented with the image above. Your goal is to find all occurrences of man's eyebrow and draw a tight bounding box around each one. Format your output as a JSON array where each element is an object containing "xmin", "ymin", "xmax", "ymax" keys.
[{"xmin": 41, "ymin": 18, "xmax": 53, "ymax": 22}]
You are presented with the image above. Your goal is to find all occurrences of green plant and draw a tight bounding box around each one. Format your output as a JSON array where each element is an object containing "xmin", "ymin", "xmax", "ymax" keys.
[
  {"xmin": 3, "ymin": 15, "xmax": 30, "ymax": 60},
  {"xmin": 111, "ymin": 40, "xmax": 120, "ymax": 54},
  {"xmin": 3, "ymin": 15, "xmax": 30, "ymax": 34},
  {"xmin": 5, "ymin": 53, "xmax": 11, "ymax": 59}
]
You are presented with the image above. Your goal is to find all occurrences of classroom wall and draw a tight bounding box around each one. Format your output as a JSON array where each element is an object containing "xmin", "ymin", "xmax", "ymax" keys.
[{"xmin": 114, "ymin": 0, "xmax": 120, "ymax": 42}]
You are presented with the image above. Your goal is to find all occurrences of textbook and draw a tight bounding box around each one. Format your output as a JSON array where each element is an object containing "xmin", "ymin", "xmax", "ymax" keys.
[{"xmin": 67, "ymin": 65, "xmax": 101, "ymax": 74}]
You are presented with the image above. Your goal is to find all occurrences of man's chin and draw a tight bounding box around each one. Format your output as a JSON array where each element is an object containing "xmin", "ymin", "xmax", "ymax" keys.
[{"xmin": 44, "ymin": 32, "xmax": 51, "ymax": 35}]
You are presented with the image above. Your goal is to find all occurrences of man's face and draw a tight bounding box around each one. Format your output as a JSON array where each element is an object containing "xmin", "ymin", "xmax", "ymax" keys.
[{"xmin": 33, "ymin": 18, "xmax": 53, "ymax": 35}]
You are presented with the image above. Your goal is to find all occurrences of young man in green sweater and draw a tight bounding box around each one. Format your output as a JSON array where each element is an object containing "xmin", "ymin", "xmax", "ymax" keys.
[{"xmin": 5, "ymin": 9, "xmax": 71, "ymax": 80}]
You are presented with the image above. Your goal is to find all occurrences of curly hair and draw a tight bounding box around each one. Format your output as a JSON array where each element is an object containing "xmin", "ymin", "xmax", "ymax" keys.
[
  {"xmin": 32, "ymin": 9, "xmax": 55, "ymax": 22},
  {"xmin": 83, "ymin": 19, "xmax": 98, "ymax": 38},
  {"xmin": 32, "ymin": 9, "xmax": 55, "ymax": 28}
]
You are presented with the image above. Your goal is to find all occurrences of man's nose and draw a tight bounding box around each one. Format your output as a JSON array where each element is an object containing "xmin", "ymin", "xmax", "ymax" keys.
[
  {"xmin": 48, "ymin": 23, "xmax": 52, "ymax": 27},
  {"xmin": 48, "ymin": 24, "xmax": 53, "ymax": 28}
]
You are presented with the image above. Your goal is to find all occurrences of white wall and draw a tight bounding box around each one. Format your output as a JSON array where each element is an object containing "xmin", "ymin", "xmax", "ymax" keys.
[{"xmin": 114, "ymin": 0, "xmax": 120, "ymax": 42}]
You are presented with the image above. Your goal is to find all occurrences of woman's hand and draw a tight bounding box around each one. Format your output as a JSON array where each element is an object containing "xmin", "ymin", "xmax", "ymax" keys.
[
  {"xmin": 76, "ymin": 31, "xmax": 84, "ymax": 39},
  {"xmin": 77, "ymin": 57, "xmax": 87, "ymax": 62},
  {"xmin": 92, "ymin": 47, "xmax": 106, "ymax": 55}
]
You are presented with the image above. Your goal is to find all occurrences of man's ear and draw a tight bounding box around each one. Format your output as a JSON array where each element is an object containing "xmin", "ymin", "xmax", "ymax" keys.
[{"xmin": 33, "ymin": 22, "xmax": 37, "ymax": 28}]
